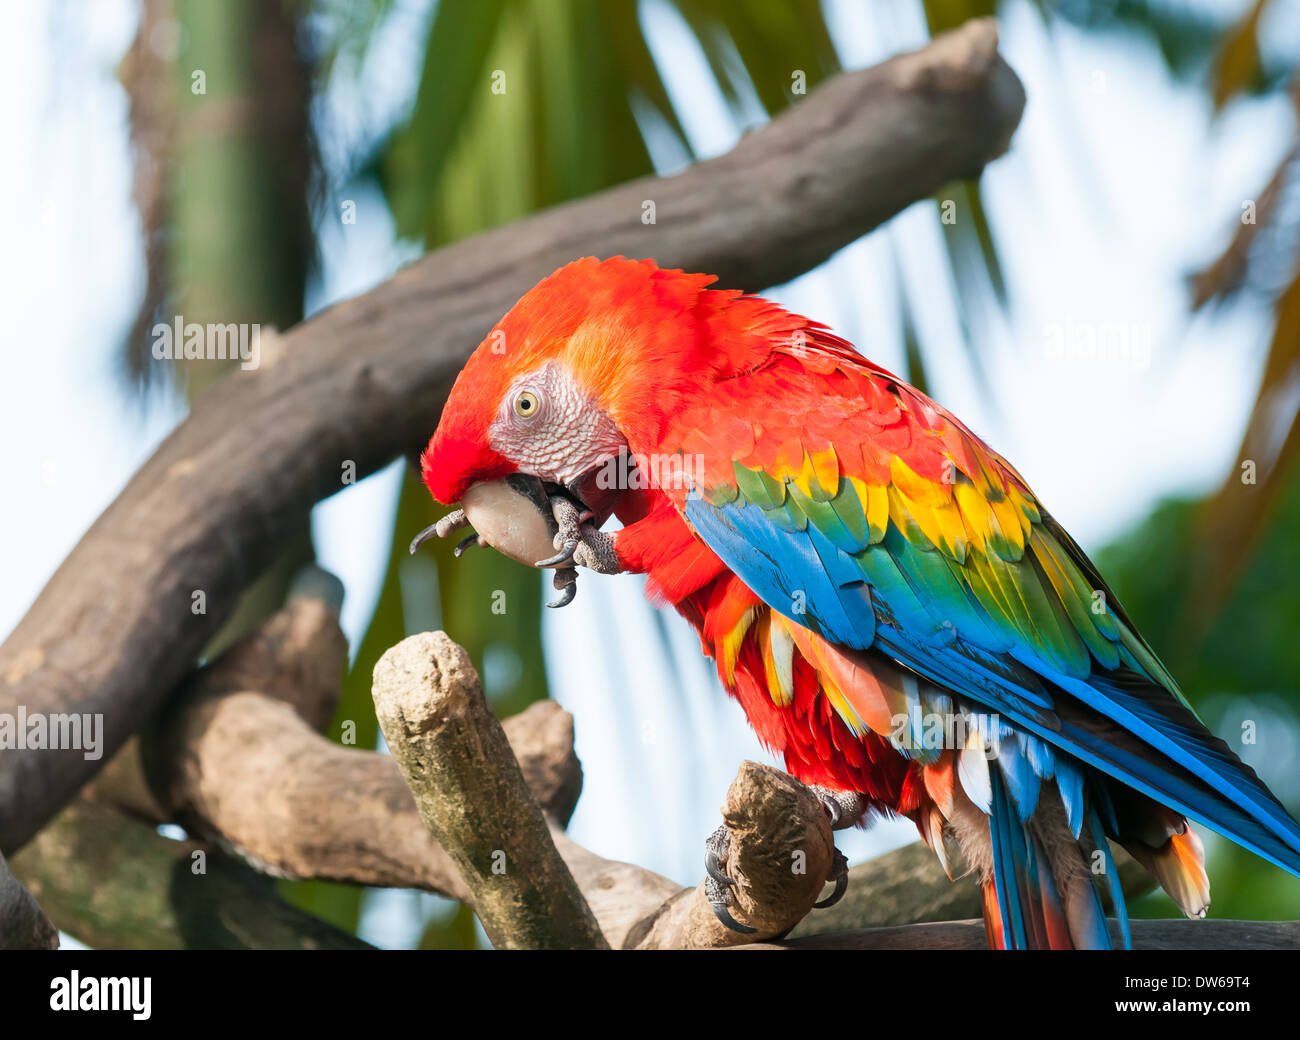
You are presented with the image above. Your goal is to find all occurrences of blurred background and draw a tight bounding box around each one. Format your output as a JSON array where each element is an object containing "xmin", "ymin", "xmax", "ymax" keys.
[{"xmin": 3, "ymin": 0, "xmax": 1299, "ymax": 948}]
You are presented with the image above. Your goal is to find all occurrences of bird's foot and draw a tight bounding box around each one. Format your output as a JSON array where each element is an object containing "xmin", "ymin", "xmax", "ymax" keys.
[
  {"xmin": 535, "ymin": 495, "xmax": 621, "ymax": 607},
  {"xmin": 703, "ymin": 787, "xmax": 861, "ymax": 932},
  {"xmin": 704, "ymin": 824, "xmax": 756, "ymax": 934},
  {"xmin": 409, "ymin": 491, "xmax": 618, "ymax": 608},
  {"xmin": 810, "ymin": 786, "xmax": 868, "ymax": 830},
  {"xmin": 814, "ymin": 847, "xmax": 850, "ymax": 910},
  {"xmin": 408, "ymin": 508, "xmax": 470, "ymax": 555}
]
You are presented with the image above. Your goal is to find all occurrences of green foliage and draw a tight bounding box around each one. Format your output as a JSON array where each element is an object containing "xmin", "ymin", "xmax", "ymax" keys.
[{"xmin": 384, "ymin": 0, "xmax": 672, "ymax": 245}]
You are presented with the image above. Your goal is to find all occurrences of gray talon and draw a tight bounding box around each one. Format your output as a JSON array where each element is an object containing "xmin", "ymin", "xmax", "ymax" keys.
[
  {"xmin": 805, "ymin": 787, "xmax": 860, "ymax": 911},
  {"xmin": 704, "ymin": 825, "xmax": 755, "ymax": 933},
  {"xmin": 709, "ymin": 901, "xmax": 757, "ymax": 934},
  {"xmin": 409, "ymin": 523, "xmax": 438, "ymax": 555},
  {"xmin": 546, "ymin": 568, "xmax": 578, "ymax": 609},
  {"xmin": 535, "ymin": 538, "xmax": 578, "ymax": 568},
  {"xmin": 705, "ymin": 848, "xmax": 736, "ymax": 887},
  {"xmin": 454, "ymin": 533, "xmax": 480, "ymax": 557},
  {"xmin": 810, "ymin": 786, "xmax": 867, "ymax": 830},
  {"xmin": 541, "ymin": 493, "xmax": 621, "ymax": 574},
  {"xmin": 813, "ymin": 848, "xmax": 849, "ymax": 909}
]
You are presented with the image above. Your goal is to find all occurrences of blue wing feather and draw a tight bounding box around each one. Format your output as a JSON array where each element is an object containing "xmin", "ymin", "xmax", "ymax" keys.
[{"xmin": 683, "ymin": 493, "xmax": 1300, "ymax": 879}]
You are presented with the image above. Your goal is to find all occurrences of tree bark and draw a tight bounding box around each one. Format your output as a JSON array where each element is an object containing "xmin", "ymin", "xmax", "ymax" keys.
[
  {"xmin": 372, "ymin": 633, "xmax": 608, "ymax": 949},
  {"xmin": 9, "ymin": 800, "xmax": 372, "ymax": 950},
  {"xmin": 0, "ymin": 850, "xmax": 57, "ymax": 950},
  {"xmin": 87, "ymin": 577, "xmax": 580, "ymax": 895}
]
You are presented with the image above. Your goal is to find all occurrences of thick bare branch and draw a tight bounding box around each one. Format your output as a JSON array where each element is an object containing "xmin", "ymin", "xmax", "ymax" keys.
[
  {"xmin": 87, "ymin": 591, "xmax": 580, "ymax": 895},
  {"xmin": 0, "ymin": 19, "xmax": 1025, "ymax": 851},
  {"xmin": 9, "ymin": 800, "xmax": 372, "ymax": 950},
  {"xmin": 790, "ymin": 835, "xmax": 1157, "ymax": 936},
  {"xmin": 0, "ymin": 849, "xmax": 58, "ymax": 950},
  {"xmin": 62, "ymin": 603, "xmax": 1286, "ymax": 950},
  {"xmin": 628, "ymin": 763, "xmax": 835, "ymax": 948},
  {"xmin": 371, "ymin": 632, "xmax": 608, "ymax": 949}
]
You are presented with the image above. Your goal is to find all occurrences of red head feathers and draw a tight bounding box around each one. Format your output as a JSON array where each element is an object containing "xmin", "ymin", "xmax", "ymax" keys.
[{"xmin": 421, "ymin": 255, "xmax": 808, "ymax": 506}]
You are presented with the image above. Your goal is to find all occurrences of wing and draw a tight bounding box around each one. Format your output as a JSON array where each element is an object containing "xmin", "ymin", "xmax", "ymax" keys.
[{"xmin": 661, "ymin": 330, "xmax": 1300, "ymax": 876}]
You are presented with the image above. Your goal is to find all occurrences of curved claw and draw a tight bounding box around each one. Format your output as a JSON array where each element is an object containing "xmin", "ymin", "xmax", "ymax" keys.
[
  {"xmin": 409, "ymin": 523, "xmax": 439, "ymax": 555},
  {"xmin": 813, "ymin": 871, "xmax": 848, "ymax": 909},
  {"xmin": 535, "ymin": 538, "xmax": 578, "ymax": 568},
  {"xmin": 546, "ymin": 568, "xmax": 578, "ymax": 609},
  {"xmin": 546, "ymin": 584, "xmax": 577, "ymax": 609},
  {"xmin": 453, "ymin": 533, "xmax": 480, "ymax": 558},
  {"xmin": 709, "ymin": 901, "xmax": 757, "ymax": 934},
  {"xmin": 704, "ymin": 824, "xmax": 755, "ymax": 933},
  {"xmin": 813, "ymin": 848, "xmax": 850, "ymax": 909}
]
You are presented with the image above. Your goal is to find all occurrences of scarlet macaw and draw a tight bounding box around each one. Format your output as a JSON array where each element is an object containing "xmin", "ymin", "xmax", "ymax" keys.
[{"xmin": 413, "ymin": 256, "xmax": 1300, "ymax": 948}]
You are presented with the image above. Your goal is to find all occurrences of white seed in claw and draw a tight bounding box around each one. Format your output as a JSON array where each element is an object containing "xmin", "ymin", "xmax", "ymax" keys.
[{"xmin": 461, "ymin": 479, "xmax": 559, "ymax": 569}]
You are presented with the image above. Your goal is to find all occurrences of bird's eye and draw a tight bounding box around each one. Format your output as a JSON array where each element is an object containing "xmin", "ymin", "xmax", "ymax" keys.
[{"xmin": 513, "ymin": 391, "xmax": 540, "ymax": 419}]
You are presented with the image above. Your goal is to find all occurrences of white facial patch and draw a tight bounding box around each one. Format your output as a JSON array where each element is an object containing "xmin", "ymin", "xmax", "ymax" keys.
[
  {"xmin": 461, "ymin": 479, "xmax": 561, "ymax": 569},
  {"xmin": 487, "ymin": 363, "xmax": 626, "ymax": 487}
]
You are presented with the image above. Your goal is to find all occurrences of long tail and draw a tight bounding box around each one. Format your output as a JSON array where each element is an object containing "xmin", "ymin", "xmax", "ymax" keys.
[{"xmin": 967, "ymin": 769, "xmax": 1209, "ymax": 950}]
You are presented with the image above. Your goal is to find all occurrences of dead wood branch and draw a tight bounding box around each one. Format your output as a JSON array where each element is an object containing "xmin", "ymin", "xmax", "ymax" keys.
[
  {"xmin": 372, "ymin": 633, "xmax": 607, "ymax": 949},
  {"xmin": 88, "ymin": 580, "xmax": 580, "ymax": 894},
  {"xmin": 791, "ymin": 836, "xmax": 1157, "ymax": 936},
  {"xmin": 8, "ymin": 800, "xmax": 372, "ymax": 950},
  {"xmin": 626, "ymin": 763, "xmax": 836, "ymax": 948},
  {"xmin": 0, "ymin": 849, "xmax": 57, "ymax": 950}
]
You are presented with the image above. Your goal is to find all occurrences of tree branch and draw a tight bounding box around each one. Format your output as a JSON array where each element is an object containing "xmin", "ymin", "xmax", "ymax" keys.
[
  {"xmin": 0, "ymin": 849, "xmax": 57, "ymax": 950},
  {"xmin": 0, "ymin": 18, "xmax": 1026, "ymax": 852},
  {"xmin": 790, "ymin": 835, "xmax": 1157, "ymax": 936},
  {"xmin": 371, "ymin": 632, "xmax": 608, "ymax": 949},
  {"xmin": 626, "ymin": 763, "xmax": 836, "ymax": 948},
  {"xmin": 8, "ymin": 799, "xmax": 373, "ymax": 950},
  {"xmin": 47, "ymin": 608, "xmax": 1293, "ymax": 950},
  {"xmin": 88, "ymin": 581, "xmax": 581, "ymax": 896}
]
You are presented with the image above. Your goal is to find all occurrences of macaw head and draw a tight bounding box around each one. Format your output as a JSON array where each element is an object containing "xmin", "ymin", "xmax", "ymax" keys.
[{"xmin": 418, "ymin": 256, "xmax": 727, "ymax": 568}]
